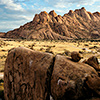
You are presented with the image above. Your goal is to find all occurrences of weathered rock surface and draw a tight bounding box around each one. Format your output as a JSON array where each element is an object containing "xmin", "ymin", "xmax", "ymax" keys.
[
  {"xmin": 83, "ymin": 56, "xmax": 100, "ymax": 71},
  {"xmin": 51, "ymin": 55, "xmax": 99, "ymax": 100},
  {"xmin": 4, "ymin": 7, "xmax": 100, "ymax": 40},
  {"xmin": 4, "ymin": 47, "xmax": 100, "ymax": 100},
  {"xmin": 71, "ymin": 51, "xmax": 82, "ymax": 62},
  {"xmin": 4, "ymin": 47, "xmax": 54, "ymax": 100},
  {"xmin": 0, "ymin": 32, "xmax": 5, "ymax": 38}
]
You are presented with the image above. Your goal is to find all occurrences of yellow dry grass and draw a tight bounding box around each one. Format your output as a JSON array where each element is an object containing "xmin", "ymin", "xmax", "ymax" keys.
[{"xmin": 0, "ymin": 38, "xmax": 100, "ymax": 73}]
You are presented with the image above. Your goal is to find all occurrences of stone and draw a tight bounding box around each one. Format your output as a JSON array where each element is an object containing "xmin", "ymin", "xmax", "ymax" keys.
[
  {"xmin": 51, "ymin": 55, "xmax": 99, "ymax": 100},
  {"xmin": 71, "ymin": 51, "xmax": 82, "ymax": 62},
  {"xmin": 4, "ymin": 47, "xmax": 54, "ymax": 100},
  {"xmin": 86, "ymin": 74, "xmax": 100, "ymax": 96},
  {"xmin": 84, "ymin": 56, "xmax": 100, "ymax": 71},
  {"xmin": 0, "ymin": 32, "xmax": 5, "ymax": 38}
]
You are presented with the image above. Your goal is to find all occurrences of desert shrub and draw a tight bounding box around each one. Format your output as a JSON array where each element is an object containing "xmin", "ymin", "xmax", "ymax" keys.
[
  {"xmin": 97, "ymin": 48, "xmax": 100, "ymax": 52},
  {"xmin": 45, "ymin": 47, "xmax": 54, "ymax": 54},
  {"xmin": 0, "ymin": 79, "xmax": 4, "ymax": 83},
  {"xmin": 84, "ymin": 44, "xmax": 89, "ymax": 46},
  {"xmin": 1, "ymin": 55, "xmax": 6, "ymax": 59},
  {"xmin": 79, "ymin": 51, "xmax": 84, "ymax": 54},
  {"xmin": 30, "ymin": 47, "xmax": 34, "ymax": 50},
  {"xmin": 40, "ymin": 48, "xmax": 45, "ymax": 51},
  {"xmin": 1, "ymin": 50, "xmax": 6, "ymax": 52},
  {"xmin": 89, "ymin": 46, "xmax": 98, "ymax": 49},
  {"xmin": 45, "ymin": 47, "xmax": 51, "ymax": 52},
  {"xmin": 82, "ymin": 48, "xmax": 86, "ymax": 50}
]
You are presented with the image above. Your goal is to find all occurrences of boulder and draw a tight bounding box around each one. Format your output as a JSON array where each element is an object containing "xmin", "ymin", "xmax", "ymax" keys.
[
  {"xmin": 86, "ymin": 74, "xmax": 100, "ymax": 96},
  {"xmin": 4, "ymin": 47, "xmax": 54, "ymax": 100},
  {"xmin": 71, "ymin": 51, "xmax": 82, "ymax": 62},
  {"xmin": 83, "ymin": 56, "xmax": 100, "ymax": 71},
  {"xmin": 51, "ymin": 55, "xmax": 99, "ymax": 100}
]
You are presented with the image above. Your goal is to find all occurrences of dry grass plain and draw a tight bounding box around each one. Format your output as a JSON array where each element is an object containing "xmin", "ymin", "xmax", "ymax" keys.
[{"xmin": 0, "ymin": 38, "xmax": 100, "ymax": 77}]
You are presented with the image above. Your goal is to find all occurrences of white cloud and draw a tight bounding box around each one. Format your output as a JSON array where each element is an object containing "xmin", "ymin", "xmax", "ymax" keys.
[
  {"xmin": 45, "ymin": 0, "xmax": 98, "ymax": 7},
  {"xmin": 22, "ymin": 3, "xmax": 27, "ymax": 6},
  {"xmin": 77, "ymin": 4, "xmax": 80, "ymax": 7},
  {"xmin": 45, "ymin": 0, "xmax": 49, "ymax": 2},
  {"xmin": 0, "ymin": 0, "xmax": 23, "ymax": 11},
  {"xmin": 56, "ymin": 9, "xmax": 68, "ymax": 14},
  {"xmin": 31, "ymin": 5, "xmax": 34, "ymax": 8},
  {"xmin": 54, "ymin": 2, "xmax": 66, "ymax": 8},
  {"xmin": 0, "ymin": 21, "xmax": 25, "ymax": 32}
]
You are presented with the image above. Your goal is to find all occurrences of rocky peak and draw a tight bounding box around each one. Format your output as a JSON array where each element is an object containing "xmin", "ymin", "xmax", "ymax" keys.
[
  {"xmin": 75, "ymin": 7, "xmax": 91, "ymax": 20},
  {"xmin": 5, "ymin": 7, "xmax": 100, "ymax": 40},
  {"xmin": 68, "ymin": 10, "xmax": 75, "ymax": 17},
  {"xmin": 69, "ymin": 10, "xmax": 74, "ymax": 13},
  {"xmin": 87, "ymin": 11, "xmax": 97, "ymax": 21},
  {"xmin": 49, "ymin": 10, "xmax": 58, "ymax": 17},
  {"xmin": 33, "ymin": 11, "xmax": 50, "ymax": 23},
  {"xmin": 74, "ymin": 7, "xmax": 86, "ymax": 12},
  {"xmin": 33, "ymin": 14, "xmax": 40, "ymax": 23},
  {"xmin": 81, "ymin": 7, "xmax": 85, "ymax": 10},
  {"xmin": 93, "ymin": 12, "xmax": 100, "ymax": 17},
  {"xmin": 40, "ymin": 11, "xmax": 48, "ymax": 16}
]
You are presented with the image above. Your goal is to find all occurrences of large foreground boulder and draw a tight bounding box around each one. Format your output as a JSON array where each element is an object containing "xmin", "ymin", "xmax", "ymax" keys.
[
  {"xmin": 4, "ymin": 47, "xmax": 54, "ymax": 100},
  {"xmin": 4, "ymin": 47, "xmax": 100, "ymax": 100},
  {"xmin": 51, "ymin": 55, "xmax": 99, "ymax": 100}
]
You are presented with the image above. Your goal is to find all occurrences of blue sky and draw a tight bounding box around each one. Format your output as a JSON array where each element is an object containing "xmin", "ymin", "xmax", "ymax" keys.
[{"xmin": 0, "ymin": 0, "xmax": 100, "ymax": 32}]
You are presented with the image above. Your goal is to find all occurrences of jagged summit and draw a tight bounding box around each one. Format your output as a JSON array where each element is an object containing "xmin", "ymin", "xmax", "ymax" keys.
[
  {"xmin": 49, "ymin": 10, "xmax": 58, "ymax": 17},
  {"xmin": 4, "ymin": 7, "xmax": 100, "ymax": 40}
]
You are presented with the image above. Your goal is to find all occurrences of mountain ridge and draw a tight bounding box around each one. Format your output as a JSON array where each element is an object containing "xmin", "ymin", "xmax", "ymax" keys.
[{"xmin": 4, "ymin": 7, "xmax": 100, "ymax": 40}]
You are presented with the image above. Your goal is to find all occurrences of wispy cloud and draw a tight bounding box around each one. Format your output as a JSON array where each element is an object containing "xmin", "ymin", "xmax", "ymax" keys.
[
  {"xmin": 0, "ymin": 0, "xmax": 24, "ymax": 11},
  {"xmin": 0, "ymin": 0, "xmax": 38, "ymax": 32},
  {"xmin": 45, "ymin": 0, "xmax": 98, "ymax": 7}
]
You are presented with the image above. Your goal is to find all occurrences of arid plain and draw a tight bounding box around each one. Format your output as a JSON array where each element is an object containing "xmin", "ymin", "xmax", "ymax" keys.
[{"xmin": 1, "ymin": 38, "xmax": 100, "ymax": 73}]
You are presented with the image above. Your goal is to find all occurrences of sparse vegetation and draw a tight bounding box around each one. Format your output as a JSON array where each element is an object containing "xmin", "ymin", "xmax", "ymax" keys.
[
  {"xmin": 0, "ymin": 38, "xmax": 100, "ymax": 73},
  {"xmin": 0, "ymin": 38, "xmax": 100, "ymax": 99}
]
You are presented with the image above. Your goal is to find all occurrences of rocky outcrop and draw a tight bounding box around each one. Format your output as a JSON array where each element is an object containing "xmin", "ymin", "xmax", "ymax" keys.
[
  {"xmin": 51, "ymin": 55, "xmax": 99, "ymax": 100},
  {"xmin": 4, "ymin": 7, "xmax": 100, "ymax": 40},
  {"xmin": 0, "ymin": 32, "xmax": 5, "ymax": 38},
  {"xmin": 4, "ymin": 47, "xmax": 100, "ymax": 100},
  {"xmin": 71, "ymin": 51, "xmax": 82, "ymax": 62},
  {"xmin": 4, "ymin": 47, "xmax": 54, "ymax": 100},
  {"xmin": 83, "ymin": 56, "xmax": 100, "ymax": 71}
]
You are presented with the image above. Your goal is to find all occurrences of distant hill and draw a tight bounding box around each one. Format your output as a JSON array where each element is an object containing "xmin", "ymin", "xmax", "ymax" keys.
[{"xmin": 4, "ymin": 7, "xmax": 100, "ymax": 40}]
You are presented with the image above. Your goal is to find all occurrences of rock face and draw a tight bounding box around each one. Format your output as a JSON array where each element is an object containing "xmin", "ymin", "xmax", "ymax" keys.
[
  {"xmin": 0, "ymin": 32, "xmax": 5, "ymax": 38},
  {"xmin": 71, "ymin": 51, "xmax": 82, "ymax": 62},
  {"xmin": 4, "ymin": 47, "xmax": 54, "ymax": 100},
  {"xmin": 5, "ymin": 7, "xmax": 100, "ymax": 40},
  {"xmin": 83, "ymin": 56, "xmax": 100, "ymax": 71},
  {"xmin": 4, "ymin": 47, "xmax": 100, "ymax": 100},
  {"xmin": 51, "ymin": 55, "xmax": 99, "ymax": 100}
]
